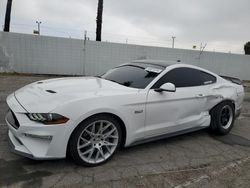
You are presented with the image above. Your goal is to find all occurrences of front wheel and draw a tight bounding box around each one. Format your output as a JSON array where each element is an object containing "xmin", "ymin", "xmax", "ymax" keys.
[
  {"xmin": 69, "ymin": 115, "xmax": 122, "ymax": 167},
  {"xmin": 210, "ymin": 101, "xmax": 235, "ymax": 135}
]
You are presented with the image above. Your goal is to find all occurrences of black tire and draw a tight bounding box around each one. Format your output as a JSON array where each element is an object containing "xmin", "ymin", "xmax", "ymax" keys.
[
  {"xmin": 69, "ymin": 114, "xmax": 122, "ymax": 167},
  {"xmin": 209, "ymin": 101, "xmax": 235, "ymax": 135}
]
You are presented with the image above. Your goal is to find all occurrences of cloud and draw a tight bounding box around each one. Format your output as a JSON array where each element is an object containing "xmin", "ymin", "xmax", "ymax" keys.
[{"xmin": 1, "ymin": 0, "xmax": 249, "ymax": 53}]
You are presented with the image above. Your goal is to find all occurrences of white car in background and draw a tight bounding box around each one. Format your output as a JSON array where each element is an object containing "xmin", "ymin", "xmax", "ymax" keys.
[{"xmin": 6, "ymin": 60, "xmax": 244, "ymax": 166}]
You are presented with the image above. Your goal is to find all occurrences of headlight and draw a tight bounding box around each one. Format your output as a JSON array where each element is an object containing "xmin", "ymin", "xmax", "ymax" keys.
[{"xmin": 26, "ymin": 113, "xmax": 69, "ymax": 125}]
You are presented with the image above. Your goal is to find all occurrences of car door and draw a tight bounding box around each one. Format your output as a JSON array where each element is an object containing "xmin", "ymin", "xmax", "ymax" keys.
[{"xmin": 144, "ymin": 67, "xmax": 210, "ymax": 138}]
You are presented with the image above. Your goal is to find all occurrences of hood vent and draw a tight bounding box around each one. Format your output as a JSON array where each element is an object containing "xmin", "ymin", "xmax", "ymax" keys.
[{"xmin": 46, "ymin": 90, "xmax": 57, "ymax": 94}]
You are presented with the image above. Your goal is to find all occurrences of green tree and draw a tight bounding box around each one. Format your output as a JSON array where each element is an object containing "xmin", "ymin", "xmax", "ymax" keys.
[
  {"xmin": 244, "ymin": 42, "xmax": 250, "ymax": 55},
  {"xmin": 96, "ymin": 0, "xmax": 103, "ymax": 41},
  {"xmin": 4, "ymin": 0, "xmax": 13, "ymax": 32}
]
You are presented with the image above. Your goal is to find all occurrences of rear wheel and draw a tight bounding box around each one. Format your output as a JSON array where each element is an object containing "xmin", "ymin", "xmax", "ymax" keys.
[
  {"xmin": 69, "ymin": 115, "xmax": 122, "ymax": 167},
  {"xmin": 210, "ymin": 102, "xmax": 235, "ymax": 135}
]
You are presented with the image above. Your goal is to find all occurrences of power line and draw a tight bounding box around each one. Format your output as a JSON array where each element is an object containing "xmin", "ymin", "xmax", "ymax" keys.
[{"xmin": 5, "ymin": 22, "xmax": 244, "ymax": 54}]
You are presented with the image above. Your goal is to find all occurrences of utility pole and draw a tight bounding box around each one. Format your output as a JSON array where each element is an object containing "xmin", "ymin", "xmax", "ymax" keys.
[
  {"xmin": 84, "ymin": 30, "xmax": 88, "ymax": 41},
  {"xmin": 36, "ymin": 21, "xmax": 42, "ymax": 35},
  {"xmin": 4, "ymin": 0, "xmax": 13, "ymax": 32},
  {"xmin": 96, "ymin": 0, "xmax": 103, "ymax": 41},
  {"xmin": 172, "ymin": 36, "xmax": 176, "ymax": 48}
]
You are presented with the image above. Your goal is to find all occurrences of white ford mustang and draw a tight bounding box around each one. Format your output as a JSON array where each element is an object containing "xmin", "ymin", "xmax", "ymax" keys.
[{"xmin": 6, "ymin": 60, "xmax": 244, "ymax": 166}]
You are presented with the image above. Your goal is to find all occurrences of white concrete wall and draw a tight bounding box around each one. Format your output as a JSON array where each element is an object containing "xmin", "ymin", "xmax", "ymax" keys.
[
  {"xmin": 1, "ymin": 31, "xmax": 250, "ymax": 80},
  {"xmin": 85, "ymin": 41, "xmax": 250, "ymax": 80},
  {"xmin": 0, "ymin": 32, "xmax": 85, "ymax": 75}
]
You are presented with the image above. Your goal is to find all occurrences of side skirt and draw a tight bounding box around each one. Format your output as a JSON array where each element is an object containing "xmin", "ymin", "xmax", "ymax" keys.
[{"xmin": 128, "ymin": 126, "xmax": 206, "ymax": 147}]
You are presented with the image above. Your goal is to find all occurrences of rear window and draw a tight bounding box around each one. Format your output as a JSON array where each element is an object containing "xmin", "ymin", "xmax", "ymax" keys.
[{"xmin": 200, "ymin": 71, "xmax": 216, "ymax": 85}]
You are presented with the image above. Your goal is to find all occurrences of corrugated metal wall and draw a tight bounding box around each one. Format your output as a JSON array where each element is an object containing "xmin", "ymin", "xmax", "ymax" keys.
[{"xmin": 1, "ymin": 31, "xmax": 250, "ymax": 80}]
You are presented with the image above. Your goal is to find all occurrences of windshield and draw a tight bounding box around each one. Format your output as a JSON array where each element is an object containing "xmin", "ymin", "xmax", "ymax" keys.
[{"xmin": 101, "ymin": 65, "xmax": 163, "ymax": 89}]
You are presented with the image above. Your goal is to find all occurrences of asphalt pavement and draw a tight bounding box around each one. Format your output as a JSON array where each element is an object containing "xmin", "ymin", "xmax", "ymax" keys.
[{"xmin": 0, "ymin": 74, "xmax": 250, "ymax": 188}]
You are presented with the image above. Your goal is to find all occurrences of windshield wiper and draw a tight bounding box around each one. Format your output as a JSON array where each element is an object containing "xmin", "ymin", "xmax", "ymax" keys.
[
  {"xmin": 107, "ymin": 79, "xmax": 121, "ymax": 85},
  {"xmin": 98, "ymin": 77, "xmax": 129, "ymax": 87}
]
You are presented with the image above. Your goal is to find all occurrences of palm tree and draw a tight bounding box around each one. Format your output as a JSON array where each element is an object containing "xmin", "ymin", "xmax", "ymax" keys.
[
  {"xmin": 244, "ymin": 42, "xmax": 250, "ymax": 55},
  {"xmin": 4, "ymin": 0, "xmax": 13, "ymax": 32},
  {"xmin": 96, "ymin": 0, "xmax": 103, "ymax": 41}
]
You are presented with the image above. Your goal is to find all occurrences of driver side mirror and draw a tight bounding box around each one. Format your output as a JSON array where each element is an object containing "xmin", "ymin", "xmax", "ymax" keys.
[{"xmin": 154, "ymin": 83, "xmax": 176, "ymax": 93}]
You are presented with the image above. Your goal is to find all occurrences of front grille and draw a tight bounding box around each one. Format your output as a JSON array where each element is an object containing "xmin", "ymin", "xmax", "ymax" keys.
[{"xmin": 6, "ymin": 110, "xmax": 20, "ymax": 129}]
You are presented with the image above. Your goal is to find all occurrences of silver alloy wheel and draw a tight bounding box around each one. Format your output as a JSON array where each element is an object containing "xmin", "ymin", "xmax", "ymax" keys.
[
  {"xmin": 220, "ymin": 105, "xmax": 233, "ymax": 129},
  {"xmin": 77, "ymin": 120, "xmax": 119, "ymax": 164}
]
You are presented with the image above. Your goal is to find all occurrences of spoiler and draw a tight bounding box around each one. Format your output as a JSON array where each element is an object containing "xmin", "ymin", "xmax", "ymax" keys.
[{"xmin": 220, "ymin": 75, "xmax": 242, "ymax": 85}]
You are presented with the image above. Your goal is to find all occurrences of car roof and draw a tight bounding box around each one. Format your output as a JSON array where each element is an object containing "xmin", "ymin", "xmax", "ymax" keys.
[
  {"xmin": 131, "ymin": 59, "xmax": 181, "ymax": 68},
  {"xmin": 122, "ymin": 59, "xmax": 218, "ymax": 78}
]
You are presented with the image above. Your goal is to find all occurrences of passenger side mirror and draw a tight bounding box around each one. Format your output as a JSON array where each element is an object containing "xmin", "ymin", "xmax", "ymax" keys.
[{"xmin": 154, "ymin": 83, "xmax": 176, "ymax": 92}]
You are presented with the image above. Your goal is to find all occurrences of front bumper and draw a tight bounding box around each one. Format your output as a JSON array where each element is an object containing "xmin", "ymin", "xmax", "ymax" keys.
[
  {"xmin": 5, "ymin": 94, "xmax": 70, "ymax": 160},
  {"xmin": 8, "ymin": 130, "xmax": 37, "ymax": 160}
]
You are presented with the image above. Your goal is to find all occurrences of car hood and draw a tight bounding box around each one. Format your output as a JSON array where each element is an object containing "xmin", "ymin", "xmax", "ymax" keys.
[{"xmin": 14, "ymin": 77, "xmax": 138, "ymax": 112}]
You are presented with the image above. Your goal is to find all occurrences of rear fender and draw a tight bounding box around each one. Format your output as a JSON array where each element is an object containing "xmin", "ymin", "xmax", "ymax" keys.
[{"xmin": 205, "ymin": 84, "xmax": 237, "ymax": 111}]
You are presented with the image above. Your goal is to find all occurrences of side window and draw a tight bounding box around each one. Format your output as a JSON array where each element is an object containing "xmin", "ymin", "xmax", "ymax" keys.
[
  {"xmin": 152, "ymin": 68, "xmax": 205, "ymax": 88},
  {"xmin": 199, "ymin": 71, "xmax": 216, "ymax": 85}
]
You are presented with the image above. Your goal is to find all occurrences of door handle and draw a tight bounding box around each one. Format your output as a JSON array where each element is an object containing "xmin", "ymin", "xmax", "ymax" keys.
[{"xmin": 196, "ymin": 94, "xmax": 205, "ymax": 98}]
